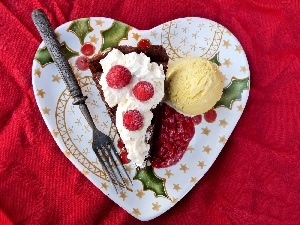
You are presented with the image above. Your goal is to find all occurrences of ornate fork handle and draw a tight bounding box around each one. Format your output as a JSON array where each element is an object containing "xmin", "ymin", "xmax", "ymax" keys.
[
  {"xmin": 32, "ymin": 10, "xmax": 86, "ymax": 105},
  {"xmin": 32, "ymin": 9, "xmax": 96, "ymax": 130}
]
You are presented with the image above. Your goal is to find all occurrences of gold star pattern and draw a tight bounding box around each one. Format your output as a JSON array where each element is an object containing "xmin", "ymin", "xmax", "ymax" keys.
[
  {"xmin": 95, "ymin": 19, "xmax": 104, "ymax": 26},
  {"xmin": 150, "ymin": 31, "xmax": 157, "ymax": 38},
  {"xmin": 132, "ymin": 208, "xmax": 141, "ymax": 216},
  {"xmin": 164, "ymin": 169, "xmax": 173, "ymax": 178},
  {"xmin": 171, "ymin": 197, "xmax": 178, "ymax": 203},
  {"xmin": 198, "ymin": 23, "xmax": 205, "ymax": 29},
  {"xmin": 179, "ymin": 164, "xmax": 189, "ymax": 173},
  {"xmin": 68, "ymin": 106, "xmax": 75, "ymax": 115},
  {"xmin": 75, "ymin": 118, "xmax": 82, "ymax": 126},
  {"xmin": 82, "ymin": 170, "xmax": 89, "ymax": 176},
  {"xmin": 219, "ymin": 119, "xmax": 228, "ymax": 128},
  {"xmin": 101, "ymin": 182, "xmax": 108, "ymax": 190},
  {"xmin": 152, "ymin": 202, "xmax": 161, "ymax": 211},
  {"xmin": 64, "ymin": 150, "xmax": 71, "ymax": 158},
  {"xmin": 240, "ymin": 66, "xmax": 247, "ymax": 73},
  {"xmin": 191, "ymin": 44, "xmax": 197, "ymax": 51},
  {"xmin": 198, "ymin": 161, "xmax": 205, "ymax": 169},
  {"xmin": 92, "ymin": 115, "xmax": 99, "ymax": 123},
  {"xmin": 101, "ymin": 121, "xmax": 108, "ymax": 129},
  {"xmin": 223, "ymin": 58, "xmax": 232, "ymax": 67},
  {"xmin": 183, "ymin": 51, "xmax": 190, "ymax": 57},
  {"xmin": 173, "ymin": 184, "xmax": 181, "ymax": 192},
  {"xmin": 51, "ymin": 130, "xmax": 59, "ymax": 138},
  {"xmin": 190, "ymin": 177, "xmax": 197, "ymax": 183},
  {"xmin": 82, "ymin": 148, "xmax": 90, "ymax": 155},
  {"xmin": 235, "ymin": 45, "xmax": 242, "ymax": 53},
  {"xmin": 125, "ymin": 165, "xmax": 133, "ymax": 173},
  {"xmin": 68, "ymin": 127, "xmax": 74, "ymax": 134},
  {"xmin": 74, "ymin": 135, "xmax": 83, "ymax": 143},
  {"xmin": 201, "ymin": 126, "xmax": 211, "ymax": 136},
  {"xmin": 182, "ymin": 27, "xmax": 188, "ymax": 33},
  {"xmin": 52, "ymin": 74, "xmax": 61, "ymax": 83},
  {"xmin": 223, "ymin": 40, "xmax": 231, "ymax": 49},
  {"xmin": 192, "ymin": 31, "xmax": 199, "ymax": 39},
  {"xmin": 37, "ymin": 89, "xmax": 46, "ymax": 98},
  {"xmin": 42, "ymin": 107, "xmax": 50, "ymax": 115},
  {"xmin": 237, "ymin": 104, "xmax": 244, "ymax": 111},
  {"xmin": 209, "ymin": 23, "xmax": 216, "ymax": 30},
  {"xmin": 187, "ymin": 146, "xmax": 195, "ymax": 153},
  {"xmin": 34, "ymin": 68, "xmax": 41, "ymax": 78},
  {"xmin": 119, "ymin": 191, "xmax": 127, "ymax": 200},
  {"xmin": 123, "ymin": 178, "xmax": 130, "ymax": 186},
  {"xmin": 180, "ymin": 37, "xmax": 187, "ymax": 46},
  {"xmin": 89, "ymin": 34, "xmax": 99, "ymax": 44},
  {"xmin": 219, "ymin": 136, "xmax": 227, "ymax": 144},
  {"xmin": 132, "ymin": 33, "xmax": 140, "ymax": 41},
  {"xmin": 136, "ymin": 189, "xmax": 145, "ymax": 199},
  {"xmin": 203, "ymin": 145, "xmax": 212, "ymax": 154},
  {"xmin": 187, "ymin": 18, "xmax": 193, "ymax": 24}
]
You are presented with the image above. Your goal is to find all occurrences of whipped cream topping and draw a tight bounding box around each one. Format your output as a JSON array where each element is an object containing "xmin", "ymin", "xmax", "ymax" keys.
[{"xmin": 99, "ymin": 49, "xmax": 165, "ymax": 167}]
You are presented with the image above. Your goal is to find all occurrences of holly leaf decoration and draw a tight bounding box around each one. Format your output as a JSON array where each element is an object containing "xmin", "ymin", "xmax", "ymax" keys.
[
  {"xmin": 209, "ymin": 52, "xmax": 221, "ymax": 66},
  {"xmin": 133, "ymin": 166, "xmax": 169, "ymax": 198},
  {"xmin": 67, "ymin": 19, "xmax": 94, "ymax": 45},
  {"xmin": 34, "ymin": 41, "xmax": 79, "ymax": 67},
  {"xmin": 101, "ymin": 21, "xmax": 130, "ymax": 51},
  {"xmin": 214, "ymin": 76, "xmax": 250, "ymax": 109}
]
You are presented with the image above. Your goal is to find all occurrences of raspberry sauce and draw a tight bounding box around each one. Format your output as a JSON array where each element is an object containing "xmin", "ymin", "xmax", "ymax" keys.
[{"xmin": 151, "ymin": 103, "xmax": 195, "ymax": 168}]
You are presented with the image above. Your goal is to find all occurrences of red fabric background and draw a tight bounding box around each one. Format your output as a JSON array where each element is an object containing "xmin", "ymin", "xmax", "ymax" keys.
[{"xmin": 0, "ymin": 0, "xmax": 300, "ymax": 224}]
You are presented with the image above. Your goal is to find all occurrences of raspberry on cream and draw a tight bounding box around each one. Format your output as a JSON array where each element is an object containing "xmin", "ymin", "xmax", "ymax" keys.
[{"xmin": 99, "ymin": 49, "xmax": 165, "ymax": 167}]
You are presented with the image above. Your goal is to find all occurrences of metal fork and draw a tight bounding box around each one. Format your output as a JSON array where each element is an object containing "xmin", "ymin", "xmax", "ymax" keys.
[{"xmin": 32, "ymin": 9, "xmax": 131, "ymax": 192}]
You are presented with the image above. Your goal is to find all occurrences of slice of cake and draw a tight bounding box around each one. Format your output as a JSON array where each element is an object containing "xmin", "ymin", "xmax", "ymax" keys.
[{"xmin": 88, "ymin": 45, "xmax": 169, "ymax": 167}]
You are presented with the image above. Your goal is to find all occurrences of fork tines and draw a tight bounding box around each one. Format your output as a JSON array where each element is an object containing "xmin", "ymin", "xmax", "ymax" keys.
[{"xmin": 93, "ymin": 142, "xmax": 132, "ymax": 193}]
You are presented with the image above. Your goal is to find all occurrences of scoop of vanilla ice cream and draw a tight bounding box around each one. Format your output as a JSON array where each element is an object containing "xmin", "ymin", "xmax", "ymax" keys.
[{"xmin": 165, "ymin": 57, "xmax": 224, "ymax": 115}]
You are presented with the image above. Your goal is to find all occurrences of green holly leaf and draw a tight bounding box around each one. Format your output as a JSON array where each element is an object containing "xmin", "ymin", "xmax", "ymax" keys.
[
  {"xmin": 209, "ymin": 52, "xmax": 221, "ymax": 66},
  {"xmin": 214, "ymin": 77, "xmax": 250, "ymax": 109},
  {"xmin": 34, "ymin": 42, "xmax": 79, "ymax": 67},
  {"xmin": 133, "ymin": 166, "xmax": 169, "ymax": 198},
  {"xmin": 67, "ymin": 18, "xmax": 94, "ymax": 45},
  {"xmin": 101, "ymin": 21, "xmax": 130, "ymax": 51}
]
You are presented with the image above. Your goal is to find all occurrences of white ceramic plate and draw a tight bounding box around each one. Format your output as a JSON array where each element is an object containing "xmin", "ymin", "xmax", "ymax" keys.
[{"xmin": 32, "ymin": 17, "xmax": 250, "ymax": 221}]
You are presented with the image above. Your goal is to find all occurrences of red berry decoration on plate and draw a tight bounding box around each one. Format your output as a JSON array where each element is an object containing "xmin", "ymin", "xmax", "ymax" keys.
[
  {"xmin": 138, "ymin": 39, "xmax": 151, "ymax": 50},
  {"xmin": 192, "ymin": 114, "xmax": 202, "ymax": 125},
  {"xmin": 123, "ymin": 110, "xmax": 143, "ymax": 131},
  {"xmin": 75, "ymin": 56, "xmax": 89, "ymax": 70},
  {"xmin": 132, "ymin": 81, "xmax": 154, "ymax": 101},
  {"xmin": 106, "ymin": 65, "xmax": 132, "ymax": 89},
  {"xmin": 204, "ymin": 109, "xmax": 217, "ymax": 123},
  {"xmin": 80, "ymin": 43, "xmax": 95, "ymax": 56}
]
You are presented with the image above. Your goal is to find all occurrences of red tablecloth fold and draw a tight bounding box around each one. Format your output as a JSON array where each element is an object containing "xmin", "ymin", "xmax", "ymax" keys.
[{"xmin": 0, "ymin": 0, "xmax": 300, "ymax": 224}]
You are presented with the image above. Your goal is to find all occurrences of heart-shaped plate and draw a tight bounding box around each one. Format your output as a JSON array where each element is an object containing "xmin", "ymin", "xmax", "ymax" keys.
[{"xmin": 32, "ymin": 17, "xmax": 250, "ymax": 221}]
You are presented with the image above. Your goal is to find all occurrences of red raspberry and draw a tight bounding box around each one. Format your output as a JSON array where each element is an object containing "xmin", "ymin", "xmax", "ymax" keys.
[
  {"xmin": 138, "ymin": 39, "xmax": 151, "ymax": 50},
  {"xmin": 132, "ymin": 81, "xmax": 154, "ymax": 101},
  {"xmin": 123, "ymin": 110, "xmax": 143, "ymax": 131},
  {"xmin": 106, "ymin": 65, "xmax": 132, "ymax": 89}
]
